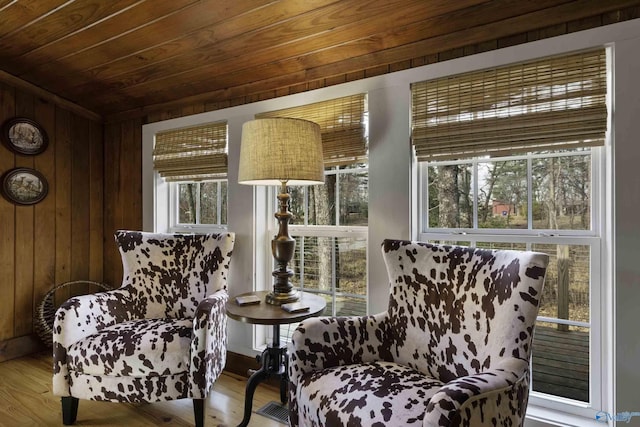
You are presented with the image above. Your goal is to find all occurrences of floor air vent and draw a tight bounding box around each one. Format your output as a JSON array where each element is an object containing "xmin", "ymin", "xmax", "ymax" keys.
[{"xmin": 256, "ymin": 401, "xmax": 289, "ymax": 424}]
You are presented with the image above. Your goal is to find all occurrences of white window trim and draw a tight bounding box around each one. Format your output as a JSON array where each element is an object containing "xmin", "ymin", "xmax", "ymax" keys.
[
  {"xmin": 261, "ymin": 223, "xmax": 368, "ymax": 345},
  {"xmin": 417, "ymin": 231, "xmax": 603, "ymax": 415},
  {"xmin": 418, "ymin": 150, "xmax": 600, "ymax": 237},
  {"xmin": 284, "ymin": 225, "xmax": 368, "ymax": 294},
  {"xmin": 168, "ymin": 180, "xmax": 228, "ymax": 233},
  {"xmin": 262, "ymin": 170, "xmax": 369, "ymax": 342},
  {"xmin": 417, "ymin": 145, "xmax": 606, "ymax": 420},
  {"xmin": 264, "ymin": 165, "xmax": 370, "ymax": 296}
]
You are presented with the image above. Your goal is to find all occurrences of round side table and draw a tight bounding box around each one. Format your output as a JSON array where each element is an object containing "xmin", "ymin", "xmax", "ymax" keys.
[{"xmin": 226, "ymin": 291, "xmax": 326, "ymax": 427}]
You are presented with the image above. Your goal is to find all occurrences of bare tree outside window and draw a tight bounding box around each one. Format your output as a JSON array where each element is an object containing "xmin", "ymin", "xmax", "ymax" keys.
[
  {"xmin": 177, "ymin": 181, "xmax": 227, "ymax": 226},
  {"xmin": 421, "ymin": 149, "xmax": 594, "ymax": 402},
  {"xmin": 288, "ymin": 165, "xmax": 368, "ymax": 316}
]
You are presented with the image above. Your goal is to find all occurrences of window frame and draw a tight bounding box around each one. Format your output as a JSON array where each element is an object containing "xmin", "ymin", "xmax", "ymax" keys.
[
  {"xmin": 168, "ymin": 179, "xmax": 229, "ymax": 233},
  {"xmin": 263, "ymin": 164, "xmax": 369, "ymax": 344},
  {"xmin": 419, "ymin": 150, "xmax": 601, "ymax": 237},
  {"xmin": 416, "ymin": 147, "xmax": 606, "ymax": 417},
  {"xmin": 271, "ymin": 164, "xmax": 369, "ymax": 288},
  {"xmin": 283, "ymin": 226, "xmax": 368, "ymax": 313}
]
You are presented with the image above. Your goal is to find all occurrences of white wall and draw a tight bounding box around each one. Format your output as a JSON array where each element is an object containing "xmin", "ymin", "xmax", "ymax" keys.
[
  {"xmin": 367, "ymin": 85, "xmax": 412, "ymax": 314},
  {"xmin": 142, "ymin": 19, "xmax": 640, "ymax": 426},
  {"xmin": 611, "ymin": 34, "xmax": 640, "ymax": 423}
]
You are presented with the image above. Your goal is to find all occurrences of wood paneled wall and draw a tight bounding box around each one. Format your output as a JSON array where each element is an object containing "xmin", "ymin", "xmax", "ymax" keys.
[
  {"xmin": 0, "ymin": 82, "xmax": 103, "ymax": 361},
  {"xmin": 102, "ymin": 119, "xmax": 143, "ymax": 290}
]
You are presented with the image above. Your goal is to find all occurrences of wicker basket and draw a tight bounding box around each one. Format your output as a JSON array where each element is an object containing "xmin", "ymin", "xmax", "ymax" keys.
[{"xmin": 35, "ymin": 280, "xmax": 112, "ymax": 348}]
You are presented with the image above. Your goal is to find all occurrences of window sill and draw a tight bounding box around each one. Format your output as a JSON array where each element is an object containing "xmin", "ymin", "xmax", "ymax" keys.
[{"xmin": 526, "ymin": 404, "xmax": 604, "ymax": 427}]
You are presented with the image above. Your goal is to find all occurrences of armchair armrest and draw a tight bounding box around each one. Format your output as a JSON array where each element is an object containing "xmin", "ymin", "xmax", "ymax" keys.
[
  {"xmin": 52, "ymin": 287, "xmax": 138, "ymax": 348},
  {"xmin": 189, "ymin": 289, "xmax": 229, "ymax": 397},
  {"xmin": 423, "ymin": 358, "xmax": 529, "ymax": 427},
  {"xmin": 287, "ymin": 312, "xmax": 391, "ymax": 427},
  {"xmin": 52, "ymin": 287, "xmax": 139, "ymax": 396},
  {"xmin": 288, "ymin": 312, "xmax": 390, "ymax": 385}
]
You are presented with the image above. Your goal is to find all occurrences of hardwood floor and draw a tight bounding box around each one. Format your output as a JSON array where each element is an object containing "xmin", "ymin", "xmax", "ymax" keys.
[{"xmin": 0, "ymin": 352, "xmax": 284, "ymax": 427}]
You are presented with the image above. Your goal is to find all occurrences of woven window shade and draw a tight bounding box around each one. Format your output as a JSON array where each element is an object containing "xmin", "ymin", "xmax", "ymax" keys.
[
  {"xmin": 411, "ymin": 49, "xmax": 607, "ymax": 161},
  {"xmin": 153, "ymin": 121, "xmax": 228, "ymax": 181},
  {"xmin": 256, "ymin": 94, "xmax": 367, "ymax": 167}
]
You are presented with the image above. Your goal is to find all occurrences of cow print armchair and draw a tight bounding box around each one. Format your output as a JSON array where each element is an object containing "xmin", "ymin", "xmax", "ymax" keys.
[
  {"xmin": 288, "ymin": 239, "xmax": 548, "ymax": 427},
  {"xmin": 53, "ymin": 230, "xmax": 235, "ymax": 426}
]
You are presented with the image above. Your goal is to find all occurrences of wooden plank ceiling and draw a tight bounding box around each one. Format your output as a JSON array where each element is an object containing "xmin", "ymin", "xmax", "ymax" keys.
[{"xmin": 0, "ymin": 0, "xmax": 638, "ymax": 118}]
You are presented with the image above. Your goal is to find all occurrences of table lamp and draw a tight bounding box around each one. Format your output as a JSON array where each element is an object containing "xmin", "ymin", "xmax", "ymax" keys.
[{"xmin": 239, "ymin": 118, "xmax": 324, "ymax": 304}]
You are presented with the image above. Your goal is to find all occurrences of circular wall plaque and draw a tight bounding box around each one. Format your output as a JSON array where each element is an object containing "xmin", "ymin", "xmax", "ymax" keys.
[
  {"xmin": 1, "ymin": 167, "xmax": 49, "ymax": 205},
  {"xmin": 1, "ymin": 117, "xmax": 49, "ymax": 155}
]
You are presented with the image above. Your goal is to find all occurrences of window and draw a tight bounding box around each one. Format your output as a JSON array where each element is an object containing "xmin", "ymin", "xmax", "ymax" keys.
[
  {"xmin": 419, "ymin": 150, "xmax": 600, "ymax": 406},
  {"xmin": 287, "ymin": 164, "xmax": 368, "ymax": 317},
  {"xmin": 258, "ymin": 95, "xmax": 369, "ymax": 340},
  {"xmin": 174, "ymin": 180, "xmax": 227, "ymax": 227},
  {"xmin": 412, "ymin": 49, "xmax": 607, "ymax": 414},
  {"xmin": 153, "ymin": 121, "xmax": 228, "ymax": 231}
]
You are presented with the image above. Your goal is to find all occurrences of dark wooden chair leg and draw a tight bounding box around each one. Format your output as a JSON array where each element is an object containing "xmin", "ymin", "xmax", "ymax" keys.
[
  {"xmin": 193, "ymin": 398, "xmax": 205, "ymax": 427},
  {"xmin": 61, "ymin": 396, "xmax": 79, "ymax": 425}
]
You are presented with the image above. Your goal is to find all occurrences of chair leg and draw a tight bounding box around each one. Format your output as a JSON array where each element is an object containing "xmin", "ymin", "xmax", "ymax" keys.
[
  {"xmin": 193, "ymin": 398, "xmax": 205, "ymax": 427},
  {"xmin": 61, "ymin": 396, "xmax": 79, "ymax": 425}
]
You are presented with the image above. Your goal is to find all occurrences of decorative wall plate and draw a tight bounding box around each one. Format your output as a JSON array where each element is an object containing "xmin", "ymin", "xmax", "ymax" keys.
[
  {"xmin": 1, "ymin": 117, "xmax": 48, "ymax": 155},
  {"xmin": 1, "ymin": 167, "xmax": 49, "ymax": 205}
]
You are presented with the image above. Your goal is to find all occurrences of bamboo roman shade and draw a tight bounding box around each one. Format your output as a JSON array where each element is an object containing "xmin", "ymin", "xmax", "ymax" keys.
[
  {"xmin": 256, "ymin": 94, "xmax": 367, "ymax": 167},
  {"xmin": 411, "ymin": 49, "xmax": 607, "ymax": 161},
  {"xmin": 153, "ymin": 121, "xmax": 228, "ymax": 181}
]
